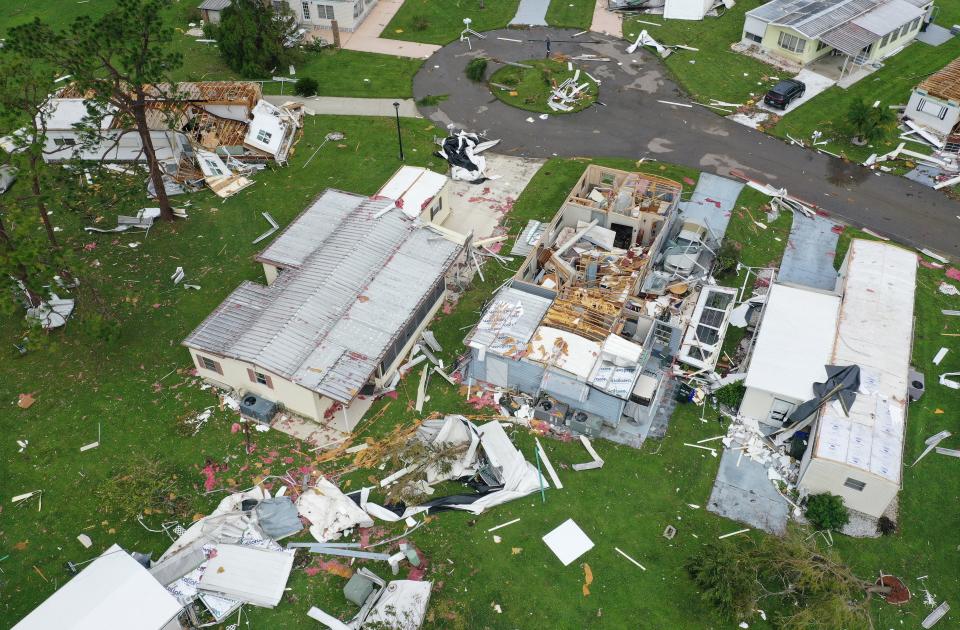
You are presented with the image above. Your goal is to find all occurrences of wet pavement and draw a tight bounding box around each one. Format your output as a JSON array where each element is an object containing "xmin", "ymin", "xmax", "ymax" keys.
[{"xmin": 414, "ymin": 27, "xmax": 960, "ymax": 259}]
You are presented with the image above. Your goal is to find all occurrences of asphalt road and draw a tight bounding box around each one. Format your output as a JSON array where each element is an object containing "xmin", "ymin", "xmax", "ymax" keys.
[{"xmin": 414, "ymin": 28, "xmax": 960, "ymax": 259}]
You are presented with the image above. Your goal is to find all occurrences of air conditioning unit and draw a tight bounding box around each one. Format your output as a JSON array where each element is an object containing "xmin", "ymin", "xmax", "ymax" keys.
[
  {"xmin": 240, "ymin": 393, "xmax": 278, "ymax": 425},
  {"xmin": 534, "ymin": 397, "xmax": 568, "ymax": 425}
]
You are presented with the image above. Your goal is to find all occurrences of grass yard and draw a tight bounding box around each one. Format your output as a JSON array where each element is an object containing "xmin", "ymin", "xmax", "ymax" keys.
[
  {"xmin": 545, "ymin": 0, "xmax": 595, "ymax": 30},
  {"xmin": 1, "ymin": 0, "xmax": 419, "ymax": 100},
  {"xmin": 489, "ymin": 58, "xmax": 599, "ymax": 113},
  {"xmin": 624, "ymin": 1, "xmax": 782, "ymax": 105},
  {"xmin": 382, "ymin": 0, "xmax": 520, "ymax": 45},
  {"xmin": 260, "ymin": 49, "xmax": 423, "ymax": 98},
  {"xmin": 1, "ymin": 108, "xmax": 957, "ymax": 628},
  {"xmin": 771, "ymin": 37, "xmax": 960, "ymax": 162}
]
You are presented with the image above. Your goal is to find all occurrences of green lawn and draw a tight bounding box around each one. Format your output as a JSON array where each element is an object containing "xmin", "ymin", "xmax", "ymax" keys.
[
  {"xmin": 1, "ymin": 0, "xmax": 419, "ymax": 99},
  {"xmin": 624, "ymin": 1, "xmax": 782, "ymax": 105},
  {"xmin": 489, "ymin": 58, "xmax": 599, "ymax": 114},
  {"xmin": 771, "ymin": 34, "xmax": 960, "ymax": 162},
  {"xmin": 545, "ymin": 0, "xmax": 595, "ymax": 30},
  {"xmin": 381, "ymin": 0, "xmax": 520, "ymax": 45}
]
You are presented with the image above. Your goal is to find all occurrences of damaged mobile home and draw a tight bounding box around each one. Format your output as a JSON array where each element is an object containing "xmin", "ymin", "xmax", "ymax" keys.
[
  {"xmin": 737, "ymin": 239, "xmax": 916, "ymax": 519},
  {"xmin": 41, "ymin": 82, "xmax": 302, "ymax": 180},
  {"xmin": 464, "ymin": 165, "xmax": 721, "ymax": 447},
  {"xmin": 183, "ymin": 188, "xmax": 465, "ymax": 431}
]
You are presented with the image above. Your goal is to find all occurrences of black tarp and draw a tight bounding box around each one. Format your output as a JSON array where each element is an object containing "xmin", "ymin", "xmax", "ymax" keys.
[{"xmin": 785, "ymin": 364, "xmax": 860, "ymax": 426}]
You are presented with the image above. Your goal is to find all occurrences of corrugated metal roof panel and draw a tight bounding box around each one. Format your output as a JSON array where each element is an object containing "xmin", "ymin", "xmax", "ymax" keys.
[
  {"xmin": 198, "ymin": 0, "xmax": 232, "ymax": 11},
  {"xmin": 819, "ymin": 22, "xmax": 878, "ymax": 55},
  {"xmin": 852, "ymin": 0, "xmax": 923, "ymax": 35}
]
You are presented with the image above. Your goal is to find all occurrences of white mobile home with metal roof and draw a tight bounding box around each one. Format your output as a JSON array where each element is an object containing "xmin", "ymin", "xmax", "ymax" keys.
[{"xmin": 183, "ymin": 189, "xmax": 463, "ymax": 431}]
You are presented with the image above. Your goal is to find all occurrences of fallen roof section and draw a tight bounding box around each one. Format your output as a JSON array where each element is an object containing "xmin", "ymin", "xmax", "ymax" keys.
[{"xmin": 13, "ymin": 544, "xmax": 182, "ymax": 630}]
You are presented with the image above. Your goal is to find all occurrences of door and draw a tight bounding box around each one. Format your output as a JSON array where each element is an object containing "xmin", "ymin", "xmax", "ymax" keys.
[{"xmin": 768, "ymin": 398, "xmax": 795, "ymax": 424}]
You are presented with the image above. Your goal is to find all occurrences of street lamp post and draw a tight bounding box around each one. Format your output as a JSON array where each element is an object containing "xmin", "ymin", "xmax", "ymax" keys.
[{"xmin": 393, "ymin": 102, "xmax": 404, "ymax": 161}]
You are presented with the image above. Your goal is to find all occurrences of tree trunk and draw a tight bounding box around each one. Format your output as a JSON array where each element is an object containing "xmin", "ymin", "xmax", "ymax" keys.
[
  {"xmin": 0, "ymin": 213, "xmax": 41, "ymax": 307},
  {"xmin": 131, "ymin": 97, "xmax": 175, "ymax": 221},
  {"xmin": 29, "ymin": 153, "xmax": 59, "ymax": 248}
]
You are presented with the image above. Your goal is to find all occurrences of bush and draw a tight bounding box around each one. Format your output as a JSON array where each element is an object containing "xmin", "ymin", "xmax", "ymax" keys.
[
  {"xmin": 95, "ymin": 456, "xmax": 184, "ymax": 520},
  {"xmin": 714, "ymin": 381, "xmax": 746, "ymax": 411},
  {"xmin": 412, "ymin": 15, "xmax": 430, "ymax": 31},
  {"xmin": 294, "ymin": 77, "xmax": 319, "ymax": 97},
  {"xmin": 805, "ymin": 493, "xmax": 849, "ymax": 531},
  {"xmin": 712, "ymin": 239, "xmax": 739, "ymax": 278},
  {"xmin": 878, "ymin": 516, "xmax": 897, "ymax": 536},
  {"xmin": 465, "ymin": 57, "xmax": 488, "ymax": 83}
]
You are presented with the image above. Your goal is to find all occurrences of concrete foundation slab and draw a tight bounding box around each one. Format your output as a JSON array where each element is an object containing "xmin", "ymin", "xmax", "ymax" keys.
[
  {"xmin": 916, "ymin": 24, "xmax": 954, "ymax": 47},
  {"xmin": 708, "ymin": 437, "xmax": 789, "ymax": 535},
  {"xmin": 758, "ymin": 69, "xmax": 835, "ymax": 116},
  {"xmin": 778, "ymin": 213, "xmax": 840, "ymax": 291},
  {"xmin": 440, "ymin": 154, "xmax": 545, "ymax": 239}
]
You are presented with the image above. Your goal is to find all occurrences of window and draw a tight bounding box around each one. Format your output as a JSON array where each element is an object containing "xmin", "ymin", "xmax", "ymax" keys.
[
  {"xmin": 247, "ymin": 367, "xmax": 273, "ymax": 388},
  {"xmin": 880, "ymin": 33, "xmax": 889, "ymax": 47},
  {"xmin": 916, "ymin": 98, "xmax": 949, "ymax": 120},
  {"xmin": 317, "ymin": 4, "xmax": 335, "ymax": 19},
  {"xmin": 430, "ymin": 196, "xmax": 442, "ymax": 220},
  {"xmin": 844, "ymin": 477, "xmax": 866, "ymax": 492},
  {"xmin": 202, "ymin": 157, "xmax": 225, "ymax": 176},
  {"xmin": 197, "ymin": 355, "xmax": 223, "ymax": 375},
  {"xmin": 301, "ymin": 1, "xmax": 311, "ymax": 20},
  {"xmin": 898, "ymin": 24, "xmax": 909, "ymax": 39},
  {"xmin": 354, "ymin": 0, "xmax": 362, "ymax": 18},
  {"xmin": 777, "ymin": 31, "xmax": 806, "ymax": 53},
  {"xmin": 256, "ymin": 129, "xmax": 273, "ymax": 144},
  {"xmin": 744, "ymin": 31, "xmax": 762, "ymax": 43},
  {"xmin": 910, "ymin": 17, "xmax": 921, "ymax": 31},
  {"xmin": 53, "ymin": 137, "xmax": 77, "ymax": 147},
  {"xmin": 816, "ymin": 40, "xmax": 828, "ymax": 51}
]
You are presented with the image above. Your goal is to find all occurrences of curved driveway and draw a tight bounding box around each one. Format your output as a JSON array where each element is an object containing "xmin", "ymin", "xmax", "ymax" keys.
[{"xmin": 414, "ymin": 28, "xmax": 960, "ymax": 258}]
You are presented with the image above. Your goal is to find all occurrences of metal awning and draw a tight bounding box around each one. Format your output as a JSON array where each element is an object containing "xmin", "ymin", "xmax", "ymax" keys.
[{"xmin": 819, "ymin": 22, "xmax": 878, "ymax": 56}]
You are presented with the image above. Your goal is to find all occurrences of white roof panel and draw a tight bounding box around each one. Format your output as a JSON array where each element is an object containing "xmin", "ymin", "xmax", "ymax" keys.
[
  {"xmin": 812, "ymin": 240, "xmax": 916, "ymax": 483},
  {"xmin": 14, "ymin": 544, "xmax": 182, "ymax": 630},
  {"xmin": 744, "ymin": 283, "xmax": 841, "ymax": 402},
  {"xmin": 377, "ymin": 166, "xmax": 447, "ymax": 219},
  {"xmin": 852, "ymin": 0, "xmax": 924, "ymax": 35},
  {"xmin": 527, "ymin": 326, "xmax": 601, "ymax": 379}
]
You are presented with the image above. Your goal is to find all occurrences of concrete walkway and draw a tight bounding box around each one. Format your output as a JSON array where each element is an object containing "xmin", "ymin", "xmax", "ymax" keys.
[
  {"xmin": 591, "ymin": 0, "xmax": 622, "ymax": 37},
  {"xmin": 310, "ymin": 0, "xmax": 440, "ymax": 59},
  {"xmin": 265, "ymin": 95, "xmax": 421, "ymax": 118},
  {"xmin": 778, "ymin": 213, "xmax": 840, "ymax": 291},
  {"xmin": 511, "ymin": 0, "xmax": 549, "ymax": 26}
]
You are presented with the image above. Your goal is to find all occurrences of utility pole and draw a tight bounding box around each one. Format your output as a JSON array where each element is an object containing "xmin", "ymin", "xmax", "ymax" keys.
[{"xmin": 393, "ymin": 102, "xmax": 404, "ymax": 161}]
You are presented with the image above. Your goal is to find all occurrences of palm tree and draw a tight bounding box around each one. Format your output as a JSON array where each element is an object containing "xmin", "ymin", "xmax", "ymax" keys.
[{"xmin": 846, "ymin": 98, "xmax": 896, "ymax": 145}]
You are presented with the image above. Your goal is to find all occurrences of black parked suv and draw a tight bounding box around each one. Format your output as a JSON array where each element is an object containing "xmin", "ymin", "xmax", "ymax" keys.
[{"xmin": 764, "ymin": 79, "xmax": 806, "ymax": 109}]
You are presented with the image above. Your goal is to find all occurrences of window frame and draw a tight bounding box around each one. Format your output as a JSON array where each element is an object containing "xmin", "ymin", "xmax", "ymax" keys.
[
  {"xmin": 301, "ymin": 1, "xmax": 311, "ymax": 20},
  {"xmin": 256, "ymin": 129, "xmax": 273, "ymax": 144},
  {"xmin": 777, "ymin": 31, "xmax": 806, "ymax": 53}
]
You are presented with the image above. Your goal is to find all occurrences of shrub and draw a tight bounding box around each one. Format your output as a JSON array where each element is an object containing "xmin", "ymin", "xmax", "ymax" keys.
[
  {"xmin": 416, "ymin": 93, "xmax": 449, "ymax": 107},
  {"xmin": 465, "ymin": 57, "xmax": 488, "ymax": 83},
  {"xmin": 412, "ymin": 15, "xmax": 430, "ymax": 31},
  {"xmin": 712, "ymin": 239, "xmax": 739, "ymax": 278},
  {"xmin": 714, "ymin": 381, "xmax": 746, "ymax": 411},
  {"xmin": 805, "ymin": 493, "xmax": 849, "ymax": 531},
  {"xmin": 95, "ymin": 456, "xmax": 184, "ymax": 520},
  {"xmin": 294, "ymin": 77, "xmax": 319, "ymax": 97},
  {"xmin": 878, "ymin": 516, "xmax": 897, "ymax": 536}
]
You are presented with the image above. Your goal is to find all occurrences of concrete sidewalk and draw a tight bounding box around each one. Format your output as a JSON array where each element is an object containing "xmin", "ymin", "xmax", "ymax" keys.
[
  {"xmin": 511, "ymin": 0, "xmax": 549, "ymax": 26},
  {"xmin": 310, "ymin": 0, "xmax": 440, "ymax": 59},
  {"xmin": 591, "ymin": 0, "xmax": 622, "ymax": 37},
  {"xmin": 265, "ymin": 95, "xmax": 421, "ymax": 118}
]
